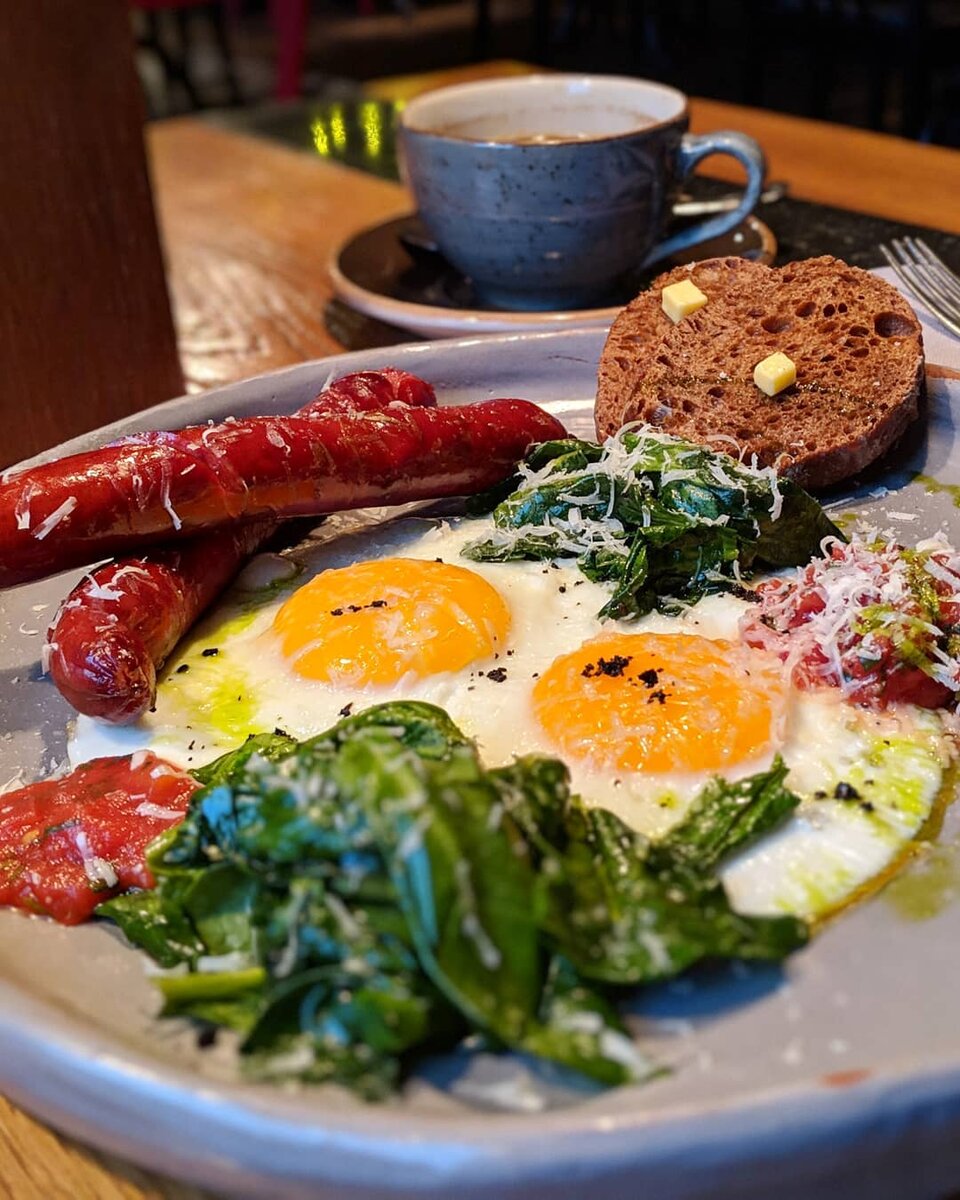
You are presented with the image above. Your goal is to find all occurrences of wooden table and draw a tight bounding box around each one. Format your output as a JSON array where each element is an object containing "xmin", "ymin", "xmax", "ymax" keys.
[{"xmin": 3, "ymin": 82, "xmax": 960, "ymax": 1199}]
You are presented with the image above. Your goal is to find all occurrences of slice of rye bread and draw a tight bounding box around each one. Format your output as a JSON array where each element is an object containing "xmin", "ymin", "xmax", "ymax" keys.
[{"xmin": 595, "ymin": 255, "xmax": 924, "ymax": 489}]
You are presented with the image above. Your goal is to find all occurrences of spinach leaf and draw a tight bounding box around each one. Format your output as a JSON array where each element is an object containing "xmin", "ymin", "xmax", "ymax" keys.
[
  {"xmin": 96, "ymin": 702, "xmax": 808, "ymax": 1098},
  {"xmin": 520, "ymin": 762, "xmax": 808, "ymax": 986},
  {"xmin": 315, "ymin": 699, "xmax": 470, "ymax": 758},
  {"xmin": 463, "ymin": 429, "xmax": 843, "ymax": 618},
  {"xmin": 97, "ymin": 880, "xmax": 205, "ymax": 967},
  {"xmin": 158, "ymin": 966, "xmax": 267, "ymax": 1009},
  {"xmin": 239, "ymin": 870, "xmax": 461, "ymax": 1099},
  {"xmin": 191, "ymin": 731, "xmax": 298, "ymax": 788},
  {"xmin": 336, "ymin": 731, "xmax": 543, "ymax": 1044},
  {"xmin": 526, "ymin": 438, "xmax": 605, "ymax": 473},
  {"xmin": 240, "ymin": 963, "xmax": 452, "ymax": 1099},
  {"xmin": 752, "ymin": 478, "xmax": 842, "ymax": 567},
  {"xmin": 522, "ymin": 955, "xmax": 656, "ymax": 1087},
  {"xmin": 156, "ymin": 703, "xmax": 467, "ymax": 872},
  {"xmin": 650, "ymin": 757, "xmax": 798, "ymax": 875}
]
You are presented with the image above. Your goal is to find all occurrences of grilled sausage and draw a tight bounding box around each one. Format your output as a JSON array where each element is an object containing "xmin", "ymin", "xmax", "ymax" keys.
[
  {"xmin": 44, "ymin": 369, "xmax": 439, "ymax": 722},
  {"xmin": 1, "ymin": 398, "xmax": 563, "ymax": 587}
]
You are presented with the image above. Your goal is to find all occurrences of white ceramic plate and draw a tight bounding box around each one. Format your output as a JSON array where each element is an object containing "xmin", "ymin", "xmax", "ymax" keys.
[{"xmin": 2, "ymin": 330, "xmax": 960, "ymax": 1200}]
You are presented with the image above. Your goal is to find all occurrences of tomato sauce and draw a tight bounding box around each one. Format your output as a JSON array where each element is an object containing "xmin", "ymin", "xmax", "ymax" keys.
[{"xmin": 0, "ymin": 754, "xmax": 197, "ymax": 924}]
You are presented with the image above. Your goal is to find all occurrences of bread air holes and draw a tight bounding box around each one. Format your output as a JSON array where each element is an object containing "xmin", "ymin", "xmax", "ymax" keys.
[
  {"xmin": 707, "ymin": 386, "xmax": 725, "ymax": 399},
  {"xmin": 645, "ymin": 403, "xmax": 672, "ymax": 425},
  {"xmin": 795, "ymin": 300, "xmax": 816, "ymax": 318},
  {"xmin": 874, "ymin": 311, "xmax": 915, "ymax": 338},
  {"xmin": 760, "ymin": 314, "xmax": 792, "ymax": 334},
  {"xmin": 848, "ymin": 324, "xmax": 870, "ymax": 337},
  {"xmin": 822, "ymin": 304, "xmax": 836, "ymax": 317}
]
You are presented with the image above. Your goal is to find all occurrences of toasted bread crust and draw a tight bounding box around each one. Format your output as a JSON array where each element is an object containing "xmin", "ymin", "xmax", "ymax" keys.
[{"xmin": 595, "ymin": 256, "xmax": 924, "ymax": 489}]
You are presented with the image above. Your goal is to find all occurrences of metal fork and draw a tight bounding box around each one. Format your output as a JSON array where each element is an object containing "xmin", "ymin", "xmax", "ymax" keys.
[{"xmin": 880, "ymin": 237, "xmax": 960, "ymax": 338}]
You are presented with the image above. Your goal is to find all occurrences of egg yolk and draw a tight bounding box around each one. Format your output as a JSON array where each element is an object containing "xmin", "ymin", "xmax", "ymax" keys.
[
  {"xmin": 533, "ymin": 632, "xmax": 785, "ymax": 774},
  {"xmin": 272, "ymin": 557, "xmax": 511, "ymax": 686}
]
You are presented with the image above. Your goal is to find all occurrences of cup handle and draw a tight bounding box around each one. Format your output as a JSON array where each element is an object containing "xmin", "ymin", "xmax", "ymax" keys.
[{"xmin": 643, "ymin": 130, "xmax": 767, "ymax": 267}]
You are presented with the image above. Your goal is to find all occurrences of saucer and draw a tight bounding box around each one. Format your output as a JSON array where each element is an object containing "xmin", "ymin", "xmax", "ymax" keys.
[{"xmin": 329, "ymin": 212, "xmax": 777, "ymax": 340}]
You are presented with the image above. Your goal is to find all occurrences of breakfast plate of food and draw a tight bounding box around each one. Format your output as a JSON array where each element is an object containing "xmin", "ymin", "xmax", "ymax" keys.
[{"xmin": 2, "ymin": 257, "xmax": 960, "ymax": 1200}]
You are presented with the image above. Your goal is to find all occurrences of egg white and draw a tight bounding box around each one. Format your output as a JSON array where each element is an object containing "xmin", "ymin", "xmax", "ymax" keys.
[
  {"xmin": 68, "ymin": 511, "xmax": 955, "ymax": 922},
  {"xmin": 721, "ymin": 703, "xmax": 949, "ymax": 919}
]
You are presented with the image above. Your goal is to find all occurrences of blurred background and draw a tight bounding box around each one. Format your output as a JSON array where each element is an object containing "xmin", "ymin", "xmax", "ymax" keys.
[
  {"xmin": 5, "ymin": 0, "xmax": 958, "ymax": 465},
  {"xmin": 134, "ymin": 0, "xmax": 960, "ymax": 146}
]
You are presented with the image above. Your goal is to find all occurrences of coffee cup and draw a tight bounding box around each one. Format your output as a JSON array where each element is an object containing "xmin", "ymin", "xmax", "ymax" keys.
[{"xmin": 397, "ymin": 74, "xmax": 766, "ymax": 311}]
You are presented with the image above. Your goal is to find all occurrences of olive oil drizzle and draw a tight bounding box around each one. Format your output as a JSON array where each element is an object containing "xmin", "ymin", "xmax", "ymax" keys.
[
  {"xmin": 915, "ymin": 473, "xmax": 960, "ymax": 509},
  {"xmin": 813, "ymin": 756, "xmax": 960, "ymax": 929}
]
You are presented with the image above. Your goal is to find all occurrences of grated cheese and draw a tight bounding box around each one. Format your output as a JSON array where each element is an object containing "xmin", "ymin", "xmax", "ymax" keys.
[
  {"xmin": 73, "ymin": 828, "xmax": 118, "ymax": 889},
  {"xmin": 741, "ymin": 535, "xmax": 960, "ymax": 701},
  {"xmin": 32, "ymin": 495, "xmax": 77, "ymax": 541},
  {"xmin": 466, "ymin": 425, "xmax": 788, "ymax": 574},
  {"xmin": 134, "ymin": 801, "xmax": 184, "ymax": 820},
  {"xmin": 159, "ymin": 464, "xmax": 182, "ymax": 531},
  {"xmin": 40, "ymin": 641, "xmax": 55, "ymax": 674},
  {"xmin": 82, "ymin": 577, "xmax": 123, "ymax": 602},
  {"xmin": 0, "ymin": 770, "xmax": 26, "ymax": 796}
]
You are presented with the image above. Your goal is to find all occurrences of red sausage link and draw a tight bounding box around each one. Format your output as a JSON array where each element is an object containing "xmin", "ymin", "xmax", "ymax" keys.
[
  {"xmin": 298, "ymin": 367, "xmax": 437, "ymax": 415},
  {"xmin": 45, "ymin": 369, "xmax": 438, "ymax": 723},
  {"xmin": 46, "ymin": 520, "xmax": 275, "ymax": 723},
  {"xmin": 0, "ymin": 399, "xmax": 564, "ymax": 587}
]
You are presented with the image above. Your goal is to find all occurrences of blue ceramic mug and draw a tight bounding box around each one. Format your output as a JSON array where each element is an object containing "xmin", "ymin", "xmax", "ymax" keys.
[{"xmin": 398, "ymin": 74, "xmax": 766, "ymax": 311}]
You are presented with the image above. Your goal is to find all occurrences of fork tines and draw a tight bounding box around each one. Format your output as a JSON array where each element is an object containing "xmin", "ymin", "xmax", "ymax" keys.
[{"xmin": 881, "ymin": 236, "xmax": 960, "ymax": 339}]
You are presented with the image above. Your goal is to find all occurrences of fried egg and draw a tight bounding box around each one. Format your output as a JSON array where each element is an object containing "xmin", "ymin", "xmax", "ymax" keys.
[{"xmin": 68, "ymin": 512, "xmax": 955, "ymax": 923}]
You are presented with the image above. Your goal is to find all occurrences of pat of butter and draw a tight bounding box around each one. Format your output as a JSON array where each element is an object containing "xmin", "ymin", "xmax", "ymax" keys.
[
  {"xmin": 661, "ymin": 279, "xmax": 708, "ymax": 323},
  {"xmin": 754, "ymin": 351, "xmax": 797, "ymax": 396}
]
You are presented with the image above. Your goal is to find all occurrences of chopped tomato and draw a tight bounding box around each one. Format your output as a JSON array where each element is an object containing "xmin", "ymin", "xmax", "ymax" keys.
[
  {"xmin": 0, "ymin": 754, "xmax": 198, "ymax": 924},
  {"xmin": 740, "ymin": 539, "xmax": 960, "ymax": 711}
]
